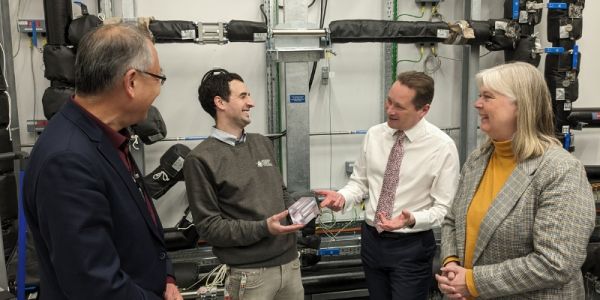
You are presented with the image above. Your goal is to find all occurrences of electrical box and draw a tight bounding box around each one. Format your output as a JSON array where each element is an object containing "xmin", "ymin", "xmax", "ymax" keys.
[
  {"xmin": 17, "ymin": 19, "xmax": 46, "ymax": 33},
  {"xmin": 345, "ymin": 161, "xmax": 355, "ymax": 176},
  {"xmin": 321, "ymin": 66, "xmax": 329, "ymax": 85},
  {"xmin": 26, "ymin": 119, "xmax": 48, "ymax": 134}
]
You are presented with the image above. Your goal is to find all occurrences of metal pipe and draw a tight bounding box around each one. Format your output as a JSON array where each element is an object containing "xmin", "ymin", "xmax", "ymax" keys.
[
  {"xmin": 0, "ymin": 151, "xmax": 29, "ymax": 161},
  {"xmin": 302, "ymin": 271, "xmax": 365, "ymax": 284},
  {"xmin": 571, "ymin": 107, "xmax": 600, "ymax": 113},
  {"xmin": 155, "ymin": 127, "xmax": 461, "ymax": 142},
  {"xmin": 0, "ymin": 0, "xmax": 21, "ymax": 290},
  {"xmin": 459, "ymin": 0, "xmax": 481, "ymax": 164},
  {"xmin": 271, "ymin": 28, "xmax": 327, "ymax": 37}
]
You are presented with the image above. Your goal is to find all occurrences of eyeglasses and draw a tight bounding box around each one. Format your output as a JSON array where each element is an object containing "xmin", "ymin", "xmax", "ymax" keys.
[{"xmin": 136, "ymin": 69, "xmax": 167, "ymax": 85}]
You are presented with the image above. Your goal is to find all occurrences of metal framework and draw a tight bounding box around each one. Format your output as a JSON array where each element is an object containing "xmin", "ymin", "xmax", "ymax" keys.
[{"xmin": 0, "ymin": 0, "xmax": 21, "ymax": 290}]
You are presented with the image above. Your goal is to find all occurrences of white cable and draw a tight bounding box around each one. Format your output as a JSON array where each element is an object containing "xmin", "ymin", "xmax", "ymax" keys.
[
  {"xmin": 131, "ymin": 135, "xmax": 140, "ymax": 150},
  {"xmin": 0, "ymin": 42, "xmax": 12, "ymax": 140},
  {"xmin": 203, "ymin": 264, "xmax": 227, "ymax": 290},
  {"xmin": 152, "ymin": 170, "xmax": 170, "ymax": 181}
]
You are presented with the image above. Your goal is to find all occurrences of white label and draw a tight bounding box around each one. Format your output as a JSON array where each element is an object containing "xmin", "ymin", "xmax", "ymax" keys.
[
  {"xmin": 556, "ymin": 88, "xmax": 565, "ymax": 101},
  {"xmin": 559, "ymin": 25, "xmax": 571, "ymax": 39},
  {"xmin": 172, "ymin": 157, "xmax": 185, "ymax": 172},
  {"xmin": 564, "ymin": 101, "xmax": 572, "ymax": 111},
  {"xmin": 437, "ymin": 29, "xmax": 450, "ymax": 39},
  {"xmin": 181, "ymin": 29, "xmax": 196, "ymax": 40},
  {"xmin": 254, "ymin": 32, "xmax": 267, "ymax": 42},
  {"xmin": 519, "ymin": 11, "xmax": 528, "ymax": 24},
  {"xmin": 494, "ymin": 21, "xmax": 508, "ymax": 31}
]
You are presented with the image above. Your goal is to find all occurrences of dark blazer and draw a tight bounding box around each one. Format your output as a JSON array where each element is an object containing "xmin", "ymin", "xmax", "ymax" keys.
[
  {"xmin": 24, "ymin": 100, "xmax": 171, "ymax": 299},
  {"xmin": 441, "ymin": 145, "xmax": 595, "ymax": 299}
]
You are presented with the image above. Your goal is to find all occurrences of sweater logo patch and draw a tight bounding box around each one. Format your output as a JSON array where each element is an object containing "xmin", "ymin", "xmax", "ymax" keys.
[{"xmin": 257, "ymin": 159, "xmax": 273, "ymax": 167}]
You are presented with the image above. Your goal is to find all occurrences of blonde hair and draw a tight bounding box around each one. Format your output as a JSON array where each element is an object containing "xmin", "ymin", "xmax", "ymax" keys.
[{"xmin": 476, "ymin": 62, "xmax": 560, "ymax": 161}]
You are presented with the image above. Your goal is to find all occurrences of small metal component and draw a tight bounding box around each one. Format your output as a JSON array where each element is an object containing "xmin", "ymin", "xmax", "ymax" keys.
[
  {"xmin": 196, "ymin": 22, "xmax": 228, "ymax": 44},
  {"xmin": 345, "ymin": 161, "xmax": 355, "ymax": 176},
  {"xmin": 321, "ymin": 66, "xmax": 329, "ymax": 85}
]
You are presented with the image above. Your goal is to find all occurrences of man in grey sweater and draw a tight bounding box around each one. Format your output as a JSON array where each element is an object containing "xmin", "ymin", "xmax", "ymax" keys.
[{"xmin": 183, "ymin": 69, "xmax": 305, "ymax": 300}]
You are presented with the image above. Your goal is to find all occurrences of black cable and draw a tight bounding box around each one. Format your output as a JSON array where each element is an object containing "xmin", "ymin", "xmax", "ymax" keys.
[
  {"xmin": 309, "ymin": 0, "xmax": 328, "ymax": 91},
  {"xmin": 308, "ymin": 63, "xmax": 318, "ymax": 90},
  {"xmin": 320, "ymin": 0, "xmax": 328, "ymax": 28},
  {"xmin": 259, "ymin": 4, "xmax": 268, "ymax": 25}
]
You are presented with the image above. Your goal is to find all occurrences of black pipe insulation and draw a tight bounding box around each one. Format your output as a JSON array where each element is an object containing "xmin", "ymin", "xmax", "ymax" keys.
[
  {"xmin": 503, "ymin": 0, "xmax": 543, "ymax": 27},
  {"xmin": 226, "ymin": 20, "xmax": 267, "ymax": 42},
  {"xmin": 467, "ymin": 20, "xmax": 493, "ymax": 45},
  {"xmin": 547, "ymin": 10, "xmax": 582, "ymax": 50},
  {"xmin": 568, "ymin": 112, "xmax": 600, "ymax": 127},
  {"xmin": 149, "ymin": 20, "xmax": 198, "ymax": 43},
  {"xmin": 585, "ymin": 165, "xmax": 600, "ymax": 181},
  {"xmin": 504, "ymin": 35, "xmax": 541, "ymax": 67},
  {"xmin": 329, "ymin": 20, "xmax": 449, "ymax": 44},
  {"xmin": 43, "ymin": 0, "xmax": 72, "ymax": 45},
  {"xmin": 545, "ymin": 52, "xmax": 582, "ymax": 103},
  {"xmin": 572, "ymin": 107, "xmax": 600, "ymax": 112}
]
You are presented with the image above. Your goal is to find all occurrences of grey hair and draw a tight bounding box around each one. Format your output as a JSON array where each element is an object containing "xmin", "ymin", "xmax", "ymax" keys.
[{"xmin": 74, "ymin": 23, "xmax": 153, "ymax": 95}]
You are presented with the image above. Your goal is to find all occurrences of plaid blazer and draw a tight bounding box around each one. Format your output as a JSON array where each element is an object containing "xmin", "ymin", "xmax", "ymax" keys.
[{"xmin": 441, "ymin": 145, "xmax": 595, "ymax": 299}]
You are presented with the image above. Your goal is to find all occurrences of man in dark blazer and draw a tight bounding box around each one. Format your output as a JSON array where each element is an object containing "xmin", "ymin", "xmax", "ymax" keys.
[{"xmin": 23, "ymin": 24, "xmax": 182, "ymax": 299}]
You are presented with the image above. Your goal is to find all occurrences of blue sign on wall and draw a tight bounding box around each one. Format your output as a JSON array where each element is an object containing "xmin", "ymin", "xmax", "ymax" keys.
[{"xmin": 289, "ymin": 94, "xmax": 306, "ymax": 103}]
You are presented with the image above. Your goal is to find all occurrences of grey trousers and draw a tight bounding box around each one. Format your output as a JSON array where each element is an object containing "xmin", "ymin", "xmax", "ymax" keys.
[{"xmin": 225, "ymin": 258, "xmax": 304, "ymax": 300}]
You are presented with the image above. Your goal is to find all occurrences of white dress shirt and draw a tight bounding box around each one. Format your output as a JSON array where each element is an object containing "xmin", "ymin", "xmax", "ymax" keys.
[{"xmin": 338, "ymin": 118, "xmax": 460, "ymax": 232}]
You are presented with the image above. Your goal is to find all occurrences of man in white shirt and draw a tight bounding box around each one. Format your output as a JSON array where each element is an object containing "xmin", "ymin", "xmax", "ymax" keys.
[{"xmin": 317, "ymin": 71, "xmax": 459, "ymax": 300}]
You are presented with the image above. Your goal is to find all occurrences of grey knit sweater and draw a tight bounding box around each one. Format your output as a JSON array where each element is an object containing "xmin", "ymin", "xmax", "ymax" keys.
[{"xmin": 183, "ymin": 133, "xmax": 297, "ymax": 268}]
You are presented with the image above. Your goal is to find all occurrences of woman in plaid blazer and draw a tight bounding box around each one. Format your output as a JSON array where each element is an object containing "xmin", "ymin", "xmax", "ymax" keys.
[{"xmin": 436, "ymin": 62, "xmax": 595, "ymax": 299}]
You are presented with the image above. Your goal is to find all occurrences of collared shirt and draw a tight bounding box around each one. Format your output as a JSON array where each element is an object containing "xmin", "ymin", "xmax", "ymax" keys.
[
  {"xmin": 339, "ymin": 118, "xmax": 460, "ymax": 232},
  {"xmin": 211, "ymin": 127, "xmax": 247, "ymax": 145}
]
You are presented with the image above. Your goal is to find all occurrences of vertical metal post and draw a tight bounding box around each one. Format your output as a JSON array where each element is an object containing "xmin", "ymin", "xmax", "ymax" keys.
[
  {"xmin": 112, "ymin": 0, "xmax": 136, "ymax": 19},
  {"xmin": 459, "ymin": 0, "xmax": 481, "ymax": 164},
  {"xmin": 0, "ymin": 0, "xmax": 20, "ymax": 289},
  {"xmin": 265, "ymin": 0, "xmax": 283, "ymax": 167},
  {"xmin": 382, "ymin": 0, "xmax": 394, "ymax": 122},
  {"xmin": 280, "ymin": 0, "xmax": 311, "ymax": 192},
  {"xmin": 98, "ymin": 0, "xmax": 114, "ymax": 19}
]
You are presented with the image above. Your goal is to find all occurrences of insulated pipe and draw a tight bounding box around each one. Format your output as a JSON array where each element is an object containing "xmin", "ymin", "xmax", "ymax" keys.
[
  {"xmin": 329, "ymin": 20, "xmax": 449, "ymax": 44},
  {"xmin": 43, "ymin": 0, "xmax": 72, "ymax": 45},
  {"xmin": 585, "ymin": 166, "xmax": 600, "ymax": 181},
  {"xmin": 572, "ymin": 107, "xmax": 600, "ymax": 113},
  {"xmin": 567, "ymin": 112, "xmax": 600, "ymax": 127}
]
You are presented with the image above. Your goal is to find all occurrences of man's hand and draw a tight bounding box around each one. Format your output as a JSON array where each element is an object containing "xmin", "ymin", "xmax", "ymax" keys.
[
  {"xmin": 376, "ymin": 209, "xmax": 414, "ymax": 231},
  {"xmin": 267, "ymin": 210, "xmax": 305, "ymax": 235},
  {"xmin": 435, "ymin": 263, "xmax": 470, "ymax": 300},
  {"xmin": 315, "ymin": 190, "xmax": 345, "ymax": 211},
  {"xmin": 163, "ymin": 282, "xmax": 183, "ymax": 300}
]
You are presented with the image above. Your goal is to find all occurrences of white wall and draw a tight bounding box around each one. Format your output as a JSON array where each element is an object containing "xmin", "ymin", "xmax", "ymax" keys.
[{"xmin": 7, "ymin": 0, "xmax": 599, "ymax": 225}]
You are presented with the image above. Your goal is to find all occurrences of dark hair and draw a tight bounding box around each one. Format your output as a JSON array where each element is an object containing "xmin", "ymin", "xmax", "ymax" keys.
[
  {"xmin": 75, "ymin": 23, "xmax": 153, "ymax": 95},
  {"xmin": 396, "ymin": 71, "xmax": 434, "ymax": 109},
  {"xmin": 197, "ymin": 68, "xmax": 244, "ymax": 119}
]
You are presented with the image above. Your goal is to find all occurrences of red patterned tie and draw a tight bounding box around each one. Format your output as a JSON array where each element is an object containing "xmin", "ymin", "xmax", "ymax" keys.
[{"xmin": 374, "ymin": 130, "xmax": 405, "ymax": 233}]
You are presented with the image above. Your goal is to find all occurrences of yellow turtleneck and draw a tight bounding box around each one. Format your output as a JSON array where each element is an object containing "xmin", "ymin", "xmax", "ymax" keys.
[
  {"xmin": 465, "ymin": 140, "xmax": 516, "ymax": 297},
  {"xmin": 443, "ymin": 140, "xmax": 516, "ymax": 298}
]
